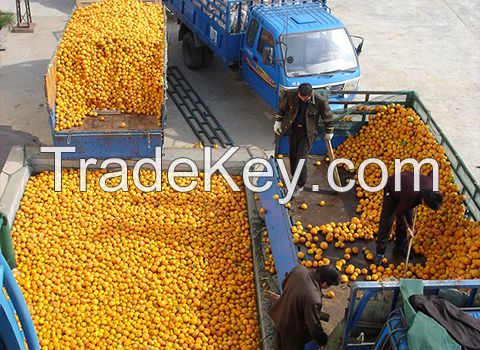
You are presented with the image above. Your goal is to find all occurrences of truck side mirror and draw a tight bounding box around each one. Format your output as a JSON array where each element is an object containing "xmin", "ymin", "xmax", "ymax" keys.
[
  {"xmin": 350, "ymin": 35, "xmax": 365, "ymax": 56},
  {"xmin": 262, "ymin": 47, "xmax": 273, "ymax": 65},
  {"xmin": 356, "ymin": 42, "xmax": 363, "ymax": 55}
]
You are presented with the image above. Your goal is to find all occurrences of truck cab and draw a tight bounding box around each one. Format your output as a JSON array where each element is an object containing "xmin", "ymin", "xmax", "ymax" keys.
[{"xmin": 240, "ymin": 2, "xmax": 362, "ymax": 110}]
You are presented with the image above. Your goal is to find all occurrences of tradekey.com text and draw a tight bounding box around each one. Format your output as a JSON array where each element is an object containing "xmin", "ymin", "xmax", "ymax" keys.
[{"xmin": 41, "ymin": 146, "xmax": 439, "ymax": 204}]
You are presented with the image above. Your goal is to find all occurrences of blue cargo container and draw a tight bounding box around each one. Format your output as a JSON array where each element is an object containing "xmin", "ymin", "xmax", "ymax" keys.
[
  {"xmin": 164, "ymin": 0, "xmax": 364, "ymax": 110},
  {"xmin": 43, "ymin": 0, "xmax": 167, "ymax": 160}
]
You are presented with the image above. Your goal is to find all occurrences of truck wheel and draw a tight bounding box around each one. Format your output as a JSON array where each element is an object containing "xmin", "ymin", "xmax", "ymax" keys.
[
  {"xmin": 182, "ymin": 33, "xmax": 203, "ymax": 70},
  {"xmin": 201, "ymin": 47, "xmax": 214, "ymax": 68}
]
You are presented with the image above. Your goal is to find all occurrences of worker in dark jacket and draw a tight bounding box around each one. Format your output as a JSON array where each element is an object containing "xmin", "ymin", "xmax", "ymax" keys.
[
  {"xmin": 274, "ymin": 83, "xmax": 334, "ymax": 196},
  {"xmin": 269, "ymin": 265, "xmax": 340, "ymax": 350},
  {"xmin": 374, "ymin": 170, "xmax": 443, "ymax": 264}
]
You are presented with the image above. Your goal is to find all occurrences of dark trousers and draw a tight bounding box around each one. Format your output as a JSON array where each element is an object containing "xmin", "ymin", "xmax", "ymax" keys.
[
  {"xmin": 289, "ymin": 125, "xmax": 309, "ymax": 188},
  {"xmin": 376, "ymin": 194, "xmax": 414, "ymax": 255},
  {"xmin": 274, "ymin": 331, "xmax": 310, "ymax": 350}
]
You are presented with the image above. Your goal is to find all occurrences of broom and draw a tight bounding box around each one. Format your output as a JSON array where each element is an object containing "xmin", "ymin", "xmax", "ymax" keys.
[{"xmin": 404, "ymin": 207, "xmax": 418, "ymax": 276}]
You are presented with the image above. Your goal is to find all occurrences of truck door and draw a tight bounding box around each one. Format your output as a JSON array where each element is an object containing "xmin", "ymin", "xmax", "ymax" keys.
[{"xmin": 241, "ymin": 22, "xmax": 278, "ymax": 109}]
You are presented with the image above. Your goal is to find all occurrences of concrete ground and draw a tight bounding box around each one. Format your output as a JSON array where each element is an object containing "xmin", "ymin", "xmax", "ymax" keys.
[
  {"xmin": 332, "ymin": 0, "xmax": 480, "ymax": 181},
  {"xmin": 1, "ymin": 0, "xmax": 479, "ymax": 179}
]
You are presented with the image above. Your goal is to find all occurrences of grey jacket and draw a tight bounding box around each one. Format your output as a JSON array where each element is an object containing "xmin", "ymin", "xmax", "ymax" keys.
[{"xmin": 275, "ymin": 90, "xmax": 334, "ymax": 148}]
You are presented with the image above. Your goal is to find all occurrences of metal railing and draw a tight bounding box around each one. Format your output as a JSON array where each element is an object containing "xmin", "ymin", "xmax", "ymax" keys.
[
  {"xmin": 341, "ymin": 279, "xmax": 479, "ymax": 350},
  {"xmin": 0, "ymin": 253, "xmax": 40, "ymax": 350}
]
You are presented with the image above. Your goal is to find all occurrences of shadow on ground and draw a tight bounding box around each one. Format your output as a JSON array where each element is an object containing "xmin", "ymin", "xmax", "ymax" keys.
[
  {"xmin": 0, "ymin": 59, "xmax": 52, "ymax": 144},
  {"xmin": 33, "ymin": 0, "xmax": 75, "ymax": 15},
  {"xmin": 0, "ymin": 126, "xmax": 42, "ymax": 169}
]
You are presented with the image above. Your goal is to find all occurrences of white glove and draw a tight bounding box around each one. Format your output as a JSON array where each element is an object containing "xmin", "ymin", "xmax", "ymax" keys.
[
  {"xmin": 274, "ymin": 121, "xmax": 282, "ymax": 135},
  {"xmin": 407, "ymin": 227, "xmax": 414, "ymax": 239},
  {"xmin": 325, "ymin": 132, "xmax": 334, "ymax": 141}
]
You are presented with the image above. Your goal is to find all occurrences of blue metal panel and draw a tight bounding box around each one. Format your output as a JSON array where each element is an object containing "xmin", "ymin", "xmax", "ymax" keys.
[
  {"xmin": 467, "ymin": 288, "xmax": 477, "ymax": 307},
  {"xmin": 49, "ymin": 107, "xmax": 165, "ymax": 160},
  {"xmin": 0, "ymin": 254, "xmax": 40, "ymax": 350},
  {"xmin": 252, "ymin": 2, "xmax": 342, "ymax": 34},
  {"xmin": 164, "ymin": 0, "xmax": 244, "ymax": 65},
  {"xmin": 291, "ymin": 14, "xmax": 317, "ymax": 25},
  {"xmin": 466, "ymin": 310, "xmax": 480, "ymax": 319},
  {"xmin": 350, "ymin": 290, "xmax": 377, "ymax": 330},
  {"xmin": 257, "ymin": 157, "xmax": 298, "ymax": 289},
  {"xmin": 53, "ymin": 132, "xmax": 164, "ymax": 160},
  {"xmin": 373, "ymin": 310, "xmax": 409, "ymax": 350},
  {"xmin": 0, "ymin": 292, "xmax": 24, "ymax": 350}
]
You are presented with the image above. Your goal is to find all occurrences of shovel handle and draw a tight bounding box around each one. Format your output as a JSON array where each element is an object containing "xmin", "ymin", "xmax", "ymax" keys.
[{"xmin": 325, "ymin": 137, "xmax": 341, "ymax": 187}]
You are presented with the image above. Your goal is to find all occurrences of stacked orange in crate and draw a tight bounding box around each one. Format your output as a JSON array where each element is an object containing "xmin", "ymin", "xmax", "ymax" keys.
[
  {"xmin": 12, "ymin": 171, "xmax": 260, "ymax": 349},
  {"xmin": 48, "ymin": 0, "xmax": 166, "ymax": 131}
]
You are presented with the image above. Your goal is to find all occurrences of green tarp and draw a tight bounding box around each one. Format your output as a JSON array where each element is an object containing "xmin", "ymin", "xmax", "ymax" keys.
[
  {"xmin": 0, "ymin": 214, "xmax": 16, "ymax": 269},
  {"xmin": 408, "ymin": 312, "xmax": 461, "ymax": 350},
  {"xmin": 400, "ymin": 279, "xmax": 461, "ymax": 350},
  {"xmin": 400, "ymin": 279, "xmax": 423, "ymax": 327},
  {"xmin": 325, "ymin": 281, "xmax": 467, "ymax": 350}
]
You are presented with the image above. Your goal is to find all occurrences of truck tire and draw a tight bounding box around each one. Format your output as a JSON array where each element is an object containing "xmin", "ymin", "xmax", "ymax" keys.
[
  {"xmin": 201, "ymin": 47, "xmax": 214, "ymax": 68},
  {"xmin": 182, "ymin": 33, "xmax": 203, "ymax": 70}
]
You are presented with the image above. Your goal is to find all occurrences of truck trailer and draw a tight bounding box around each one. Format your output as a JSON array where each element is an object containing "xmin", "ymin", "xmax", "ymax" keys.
[
  {"xmin": 1, "ymin": 91, "xmax": 479, "ymax": 349},
  {"xmin": 164, "ymin": 0, "xmax": 363, "ymax": 109}
]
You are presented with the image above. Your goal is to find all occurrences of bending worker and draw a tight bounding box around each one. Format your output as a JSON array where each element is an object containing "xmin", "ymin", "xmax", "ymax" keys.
[
  {"xmin": 274, "ymin": 83, "xmax": 334, "ymax": 197},
  {"xmin": 373, "ymin": 170, "xmax": 444, "ymax": 264},
  {"xmin": 269, "ymin": 265, "xmax": 340, "ymax": 350}
]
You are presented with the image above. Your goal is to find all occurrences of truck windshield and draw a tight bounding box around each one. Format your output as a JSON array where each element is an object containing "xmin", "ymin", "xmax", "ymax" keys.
[{"xmin": 282, "ymin": 28, "xmax": 358, "ymax": 77}]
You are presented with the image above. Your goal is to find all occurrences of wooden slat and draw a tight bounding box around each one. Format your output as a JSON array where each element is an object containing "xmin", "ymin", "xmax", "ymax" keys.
[{"xmin": 44, "ymin": 57, "xmax": 56, "ymax": 111}]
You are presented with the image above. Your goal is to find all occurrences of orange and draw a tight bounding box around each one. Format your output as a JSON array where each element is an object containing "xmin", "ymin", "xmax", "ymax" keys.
[{"xmin": 12, "ymin": 171, "xmax": 259, "ymax": 348}]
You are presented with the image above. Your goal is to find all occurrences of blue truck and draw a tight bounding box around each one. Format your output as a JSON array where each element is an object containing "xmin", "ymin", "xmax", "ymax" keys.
[{"xmin": 164, "ymin": 0, "xmax": 363, "ymax": 109}]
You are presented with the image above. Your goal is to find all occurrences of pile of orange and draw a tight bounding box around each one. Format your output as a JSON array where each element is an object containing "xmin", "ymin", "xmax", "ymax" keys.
[
  {"xmin": 55, "ymin": 0, "xmax": 165, "ymax": 131},
  {"xmin": 293, "ymin": 104, "xmax": 479, "ymax": 281},
  {"xmin": 12, "ymin": 170, "xmax": 259, "ymax": 349},
  {"xmin": 262, "ymin": 231, "xmax": 276, "ymax": 274}
]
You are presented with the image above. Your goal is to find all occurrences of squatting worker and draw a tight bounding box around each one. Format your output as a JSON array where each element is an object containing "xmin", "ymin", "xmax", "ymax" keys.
[
  {"xmin": 269, "ymin": 265, "xmax": 340, "ymax": 350},
  {"xmin": 273, "ymin": 83, "xmax": 334, "ymax": 197},
  {"xmin": 373, "ymin": 170, "xmax": 443, "ymax": 264}
]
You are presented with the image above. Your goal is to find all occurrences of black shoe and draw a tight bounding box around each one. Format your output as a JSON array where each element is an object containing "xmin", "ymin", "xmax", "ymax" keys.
[{"xmin": 373, "ymin": 254, "xmax": 385, "ymax": 266}]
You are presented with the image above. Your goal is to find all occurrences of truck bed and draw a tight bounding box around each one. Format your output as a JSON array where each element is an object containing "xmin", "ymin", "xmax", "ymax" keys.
[
  {"xmin": 165, "ymin": 0, "xmax": 328, "ymax": 67},
  {"xmin": 285, "ymin": 156, "xmax": 408, "ymax": 269},
  {"xmin": 43, "ymin": 0, "xmax": 167, "ymax": 159},
  {"xmin": 65, "ymin": 113, "xmax": 159, "ymax": 133},
  {"xmin": 0, "ymin": 146, "xmax": 276, "ymax": 350}
]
